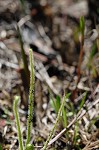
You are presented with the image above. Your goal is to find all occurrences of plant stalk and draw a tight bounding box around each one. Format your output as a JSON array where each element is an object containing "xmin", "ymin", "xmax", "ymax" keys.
[
  {"xmin": 13, "ymin": 96, "xmax": 24, "ymax": 150},
  {"xmin": 26, "ymin": 49, "xmax": 35, "ymax": 146}
]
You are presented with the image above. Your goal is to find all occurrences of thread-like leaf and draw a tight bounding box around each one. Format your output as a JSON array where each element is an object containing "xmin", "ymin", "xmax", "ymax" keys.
[
  {"xmin": 13, "ymin": 96, "xmax": 24, "ymax": 150},
  {"xmin": 26, "ymin": 49, "xmax": 35, "ymax": 146},
  {"xmin": 17, "ymin": 25, "xmax": 30, "ymax": 89}
]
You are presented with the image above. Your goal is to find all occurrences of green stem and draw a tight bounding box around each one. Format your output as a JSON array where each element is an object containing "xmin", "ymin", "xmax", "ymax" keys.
[
  {"xmin": 13, "ymin": 96, "xmax": 24, "ymax": 150},
  {"xmin": 26, "ymin": 49, "xmax": 35, "ymax": 146}
]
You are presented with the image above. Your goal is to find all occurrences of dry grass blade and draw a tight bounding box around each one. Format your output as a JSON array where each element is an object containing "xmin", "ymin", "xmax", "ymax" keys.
[
  {"xmin": 83, "ymin": 140, "xmax": 99, "ymax": 150},
  {"xmin": 48, "ymin": 98, "xmax": 99, "ymax": 146}
]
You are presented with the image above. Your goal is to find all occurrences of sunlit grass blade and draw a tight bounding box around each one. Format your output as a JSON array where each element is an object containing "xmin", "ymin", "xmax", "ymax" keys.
[
  {"xmin": 42, "ymin": 93, "xmax": 71, "ymax": 150},
  {"xmin": 50, "ymin": 95, "xmax": 61, "ymax": 114},
  {"xmin": 56, "ymin": 95, "xmax": 61, "ymax": 113},
  {"xmin": 80, "ymin": 16, "xmax": 85, "ymax": 39},
  {"xmin": 79, "ymin": 92, "xmax": 87, "ymax": 111}
]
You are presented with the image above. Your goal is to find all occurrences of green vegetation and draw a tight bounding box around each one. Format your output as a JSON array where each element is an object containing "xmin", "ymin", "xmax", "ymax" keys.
[
  {"xmin": 50, "ymin": 95, "xmax": 68, "ymax": 128},
  {"xmin": 13, "ymin": 49, "xmax": 34, "ymax": 150},
  {"xmin": 13, "ymin": 96, "xmax": 24, "ymax": 150},
  {"xmin": 79, "ymin": 16, "xmax": 85, "ymax": 44},
  {"xmin": 43, "ymin": 93, "xmax": 71, "ymax": 150},
  {"xmin": 0, "ymin": 144, "xmax": 2, "ymax": 150},
  {"xmin": 78, "ymin": 16, "xmax": 85, "ymax": 79},
  {"xmin": 26, "ymin": 49, "xmax": 35, "ymax": 147},
  {"xmin": 12, "ymin": 16, "xmax": 99, "ymax": 150},
  {"xmin": 17, "ymin": 25, "xmax": 30, "ymax": 89}
]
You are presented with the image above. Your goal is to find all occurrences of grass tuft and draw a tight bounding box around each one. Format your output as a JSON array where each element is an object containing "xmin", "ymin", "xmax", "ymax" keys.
[{"xmin": 43, "ymin": 93, "xmax": 71, "ymax": 150}]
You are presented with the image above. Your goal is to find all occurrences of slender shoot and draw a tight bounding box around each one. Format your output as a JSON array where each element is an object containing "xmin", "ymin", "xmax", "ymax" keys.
[
  {"xmin": 13, "ymin": 96, "xmax": 24, "ymax": 150},
  {"xmin": 26, "ymin": 49, "xmax": 35, "ymax": 146},
  {"xmin": 78, "ymin": 16, "xmax": 85, "ymax": 79},
  {"xmin": 17, "ymin": 25, "xmax": 30, "ymax": 89}
]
